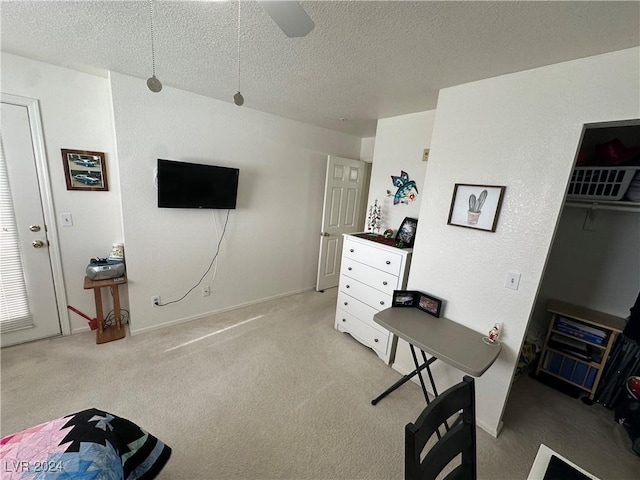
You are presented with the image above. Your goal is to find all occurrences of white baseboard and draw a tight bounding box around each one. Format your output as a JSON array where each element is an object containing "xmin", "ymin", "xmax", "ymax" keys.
[{"xmin": 129, "ymin": 286, "xmax": 316, "ymax": 336}]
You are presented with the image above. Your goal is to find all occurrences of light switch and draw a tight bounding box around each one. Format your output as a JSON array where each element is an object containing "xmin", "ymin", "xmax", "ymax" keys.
[
  {"xmin": 505, "ymin": 272, "xmax": 521, "ymax": 290},
  {"xmin": 61, "ymin": 213, "xmax": 73, "ymax": 227}
]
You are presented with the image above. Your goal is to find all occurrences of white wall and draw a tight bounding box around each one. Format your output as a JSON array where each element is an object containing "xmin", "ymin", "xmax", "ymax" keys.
[
  {"xmin": 109, "ymin": 72, "xmax": 362, "ymax": 334},
  {"xmin": 406, "ymin": 48, "xmax": 640, "ymax": 436},
  {"xmin": 530, "ymin": 207, "xmax": 640, "ymax": 338},
  {"xmin": 366, "ymin": 111, "xmax": 436, "ymax": 234},
  {"xmin": 1, "ymin": 53, "xmax": 124, "ymax": 333},
  {"xmin": 360, "ymin": 137, "xmax": 375, "ymax": 163}
]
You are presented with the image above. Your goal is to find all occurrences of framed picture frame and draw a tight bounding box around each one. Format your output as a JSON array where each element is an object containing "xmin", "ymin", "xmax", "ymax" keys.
[
  {"xmin": 61, "ymin": 149, "xmax": 108, "ymax": 191},
  {"xmin": 447, "ymin": 184, "xmax": 505, "ymax": 232},
  {"xmin": 395, "ymin": 217, "xmax": 418, "ymax": 247},
  {"xmin": 392, "ymin": 290, "xmax": 418, "ymax": 307},
  {"xmin": 416, "ymin": 292, "xmax": 443, "ymax": 318}
]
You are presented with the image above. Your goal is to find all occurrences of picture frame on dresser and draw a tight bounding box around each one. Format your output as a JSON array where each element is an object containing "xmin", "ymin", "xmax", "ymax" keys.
[{"xmin": 396, "ymin": 217, "xmax": 418, "ymax": 247}]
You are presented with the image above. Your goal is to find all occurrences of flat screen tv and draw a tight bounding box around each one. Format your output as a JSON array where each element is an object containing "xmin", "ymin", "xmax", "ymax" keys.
[{"xmin": 157, "ymin": 159, "xmax": 239, "ymax": 209}]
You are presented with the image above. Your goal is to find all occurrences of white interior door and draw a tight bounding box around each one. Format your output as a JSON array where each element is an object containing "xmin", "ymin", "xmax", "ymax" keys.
[
  {"xmin": 1, "ymin": 95, "xmax": 65, "ymax": 347},
  {"xmin": 316, "ymin": 155, "xmax": 367, "ymax": 292}
]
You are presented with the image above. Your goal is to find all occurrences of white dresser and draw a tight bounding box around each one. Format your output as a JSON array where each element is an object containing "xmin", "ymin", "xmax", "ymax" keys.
[{"xmin": 335, "ymin": 233, "xmax": 412, "ymax": 364}]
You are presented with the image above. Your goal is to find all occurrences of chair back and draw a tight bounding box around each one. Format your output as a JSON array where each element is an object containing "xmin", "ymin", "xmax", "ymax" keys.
[{"xmin": 405, "ymin": 375, "xmax": 476, "ymax": 480}]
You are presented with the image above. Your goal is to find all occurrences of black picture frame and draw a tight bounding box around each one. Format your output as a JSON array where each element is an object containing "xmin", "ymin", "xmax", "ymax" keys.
[
  {"xmin": 447, "ymin": 184, "xmax": 505, "ymax": 232},
  {"xmin": 392, "ymin": 290, "xmax": 418, "ymax": 307},
  {"xmin": 416, "ymin": 292, "xmax": 443, "ymax": 318},
  {"xmin": 396, "ymin": 217, "xmax": 418, "ymax": 247}
]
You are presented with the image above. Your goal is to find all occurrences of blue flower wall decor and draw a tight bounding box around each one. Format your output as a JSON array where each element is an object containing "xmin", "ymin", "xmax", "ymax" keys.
[{"xmin": 387, "ymin": 170, "xmax": 419, "ymax": 205}]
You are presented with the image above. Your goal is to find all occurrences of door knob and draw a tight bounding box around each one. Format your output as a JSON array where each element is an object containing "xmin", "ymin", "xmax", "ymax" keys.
[
  {"xmin": 29, "ymin": 225, "xmax": 41, "ymax": 232},
  {"xmin": 321, "ymin": 232, "xmax": 330, "ymax": 237},
  {"xmin": 32, "ymin": 240, "xmax": 45, "ymax": 248}
]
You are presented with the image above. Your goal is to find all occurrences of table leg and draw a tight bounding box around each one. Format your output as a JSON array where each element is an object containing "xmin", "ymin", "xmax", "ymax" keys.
[
  {"xmin": 93, "ymin": 288, "xmax": 104, "ymax": 334},
  {"xmin": 371, "ymin": 354, "xmax": 437, "ymax": 405},
  {"xmin": 410, "ymin": 345, "xmax": 431, "ymax": 404},
  {"xmin": 111, "ymin": 285, "xmax": 122, "ymax": 330}
]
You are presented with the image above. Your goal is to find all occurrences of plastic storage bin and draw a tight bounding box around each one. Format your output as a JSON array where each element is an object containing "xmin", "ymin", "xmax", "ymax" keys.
[{"xmin": 567, "ymin": 166, "xmax": 639, "ymax": 201}]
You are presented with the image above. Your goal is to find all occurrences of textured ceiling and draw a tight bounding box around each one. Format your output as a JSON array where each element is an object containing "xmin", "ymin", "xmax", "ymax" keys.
[{"xmin": 2, "ymin": 1, "xmax": 639, "ymax": 137}]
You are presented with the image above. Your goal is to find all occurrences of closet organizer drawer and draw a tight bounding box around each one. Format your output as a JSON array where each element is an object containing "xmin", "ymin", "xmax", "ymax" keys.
[
  {"xmin": 335, "ymin": 309, "xmax": 389, "ymax": 355},
  {"xmin": 339, "ymin": 277, "xmax": 392, "ymax": 310},
  {"xmin": 341, "ymin": 258, "xmax": 397, "ymax": 295},
  {"xmin": 343, "ymin": 240, "xmax": 402, "ymax": 276}
]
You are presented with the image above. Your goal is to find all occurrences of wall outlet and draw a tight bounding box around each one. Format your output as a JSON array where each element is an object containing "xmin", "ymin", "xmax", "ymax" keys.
[
  {"xmin": 202, "ymin": 286, "xmax": 210, "ymax": 297},
  {"xmin": 151, "ymin": 295, "xmax": 160, "ymax": 307},
  {"xmin": 422, "ymin": 148, "xmax": 430, "ymax": 162}
]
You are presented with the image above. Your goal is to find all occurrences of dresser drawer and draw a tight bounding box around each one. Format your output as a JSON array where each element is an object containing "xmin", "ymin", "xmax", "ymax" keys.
[
  {"xmin": 335, "ymin": 308, "xmax": 390, "ymax": 356},
  {"xmin": 339, "ymin": 276, "xmax": 392, "ymax": 311},
  {"xmin": 343, "ymin": 238, "xmax": 403, "ymax": 276},
  {"xmin": 341, "ymin": 258, "xmax": 398, "ymax": 295},
  {"xmin": 337, "ymin": 290, "xmax": 377, "ymax": 321}
]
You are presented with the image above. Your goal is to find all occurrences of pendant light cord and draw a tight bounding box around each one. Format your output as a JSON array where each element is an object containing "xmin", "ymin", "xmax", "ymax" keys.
[
  {"xmin": 236, "ymin": 0, "xmax": 241, "ymax": 93},
  {"xmin": 149, "ymin": 0, "xmax": 157, "ymax": 78}
]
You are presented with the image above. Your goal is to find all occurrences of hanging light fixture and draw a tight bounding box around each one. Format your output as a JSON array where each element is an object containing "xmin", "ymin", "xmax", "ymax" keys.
[
  {"xmin": 147, "ymin": 0, "xmax": 162, "ymax": 93},
  {"xmin": 233, "ymin": 0, "xmax": 244, "ymax": 106}
]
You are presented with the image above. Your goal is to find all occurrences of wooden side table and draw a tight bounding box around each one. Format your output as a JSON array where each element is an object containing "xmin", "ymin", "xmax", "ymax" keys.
[{"xmin": 83, "ymin": 275, "xmax": 127, "ymax": 344}]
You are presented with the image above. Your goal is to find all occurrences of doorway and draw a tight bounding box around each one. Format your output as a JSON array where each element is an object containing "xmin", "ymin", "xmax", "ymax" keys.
[
  {"xmin": 316, "ymin": 155, "xmax": 370, "ymax": 292},
  {"xmin": 1, "ymin": 94, "xmax": 68, "ymax": 347}
]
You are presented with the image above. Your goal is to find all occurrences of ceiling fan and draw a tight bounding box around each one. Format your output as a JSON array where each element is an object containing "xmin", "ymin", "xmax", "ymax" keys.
[
  {"xmin": 258, "ymin": 1, "xmax": 315, "ymax": 38},
  {"xmin": 147, "ymin": 0, "xmax": 314, "ymax": 95}
]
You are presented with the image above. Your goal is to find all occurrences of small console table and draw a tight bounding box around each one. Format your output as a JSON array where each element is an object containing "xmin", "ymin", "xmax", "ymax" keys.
[
  {"xmin": 83, "ymin": 275, "xmax": 127, "ymax": 344},
  {"xmin": 372, "ymin": 307, "xmax": 501, "ymax": 406}
]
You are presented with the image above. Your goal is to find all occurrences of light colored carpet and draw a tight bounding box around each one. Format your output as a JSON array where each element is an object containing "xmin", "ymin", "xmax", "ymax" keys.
[{"xmin": 1, "ymin": 288, "xmax": 638, "ymax": 479}]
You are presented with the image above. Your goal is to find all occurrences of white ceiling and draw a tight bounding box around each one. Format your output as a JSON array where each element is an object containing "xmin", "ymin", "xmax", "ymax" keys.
[{"xmin": 2, "ymin": 1, "xmax": 639, "ymax": 137}]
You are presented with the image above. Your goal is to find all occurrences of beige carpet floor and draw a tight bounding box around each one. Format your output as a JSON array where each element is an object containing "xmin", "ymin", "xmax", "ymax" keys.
[{"xmin": 1, "ymin": 288, "xmax": 638, "ymax": 479}]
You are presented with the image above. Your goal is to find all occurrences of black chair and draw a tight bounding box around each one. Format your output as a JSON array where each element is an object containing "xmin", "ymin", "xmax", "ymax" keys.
[{"xmin": 405, "ymin": 375, "xmax": 476, "ymax": 480}]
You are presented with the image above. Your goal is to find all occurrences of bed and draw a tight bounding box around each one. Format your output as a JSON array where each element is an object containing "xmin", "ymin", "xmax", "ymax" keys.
[{"xmin": 1, "ymin": 408, "xmax": 171, "ymax": 479}]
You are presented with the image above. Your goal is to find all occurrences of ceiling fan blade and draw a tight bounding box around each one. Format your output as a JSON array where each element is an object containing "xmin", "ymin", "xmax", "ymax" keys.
[{"xmin": 259, "ymin": 1, "xmax": 314, "ymax": 38}]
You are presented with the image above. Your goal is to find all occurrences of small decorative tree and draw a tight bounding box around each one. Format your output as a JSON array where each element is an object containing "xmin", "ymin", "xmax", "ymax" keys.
[{"xmin": 367, "ymin": 200, "xmax": 381, "ymax": 233}]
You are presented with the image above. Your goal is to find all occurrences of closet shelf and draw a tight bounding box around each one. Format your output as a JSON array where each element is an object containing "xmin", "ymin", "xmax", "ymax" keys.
[{"xmin": 564, "ymin": 200, "xmax": 640, "ymax": 213}]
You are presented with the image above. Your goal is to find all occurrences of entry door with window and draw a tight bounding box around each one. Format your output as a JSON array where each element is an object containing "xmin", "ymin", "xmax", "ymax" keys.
[{"xmin": 1, "ymin": 95, "xmax": 63, "ymax": 347}]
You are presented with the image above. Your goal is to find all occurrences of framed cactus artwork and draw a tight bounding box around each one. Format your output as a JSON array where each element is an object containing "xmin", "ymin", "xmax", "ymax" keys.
[{"xmin": 447, "ymin": 184, "xmax": 506, "ymax": 232}]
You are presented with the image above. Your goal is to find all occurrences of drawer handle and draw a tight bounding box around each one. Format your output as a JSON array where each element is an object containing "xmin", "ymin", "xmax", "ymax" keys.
[
  {"xmin": 380, "ymin": 301, "xmax": 385, "ymax": 305},
  {"xmin": 386, "ymin": 260, "xmax": 391, "ymax": 265},
  {"xmin": 342, "ymin": 318, "xmax": 346, "ymax": 323},
  {"xmin": 374, "ymin": 338, "xmax": 379, "ymax": 343},
  {"xmin": 350, "ymin": 249, "xmax": 354, "ymax": 253},
  {"xmin": 346, "ymin": 285, "xmax": 350, "ymax": 288},
  {"xmin": 348, "ymin": 267, "xmax": 352, "ymax": 271},
  {"xmin": 382, "ymin": 281, "xmax": 388, "ymax": 286},
  {"xmin": 344, "ymin": 302, "xmax": 348, "ymax": 306}
]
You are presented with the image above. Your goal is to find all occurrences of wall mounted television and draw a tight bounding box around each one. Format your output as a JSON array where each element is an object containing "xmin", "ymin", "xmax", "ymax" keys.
[{"xmin": 157, "ymin": 159, "xmax": 239, "ymax": 209}]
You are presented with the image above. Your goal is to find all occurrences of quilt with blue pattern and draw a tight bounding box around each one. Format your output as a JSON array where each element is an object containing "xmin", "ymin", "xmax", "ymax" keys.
[{"xmin": 1, "ymin": 408, "xmax": 171, "ymax": 479}]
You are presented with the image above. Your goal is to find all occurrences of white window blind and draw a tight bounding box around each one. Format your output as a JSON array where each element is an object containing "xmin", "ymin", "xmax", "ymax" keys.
[{"xmin": 0, "ymin": 134, "xmax": 33, "ymax": 332}]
